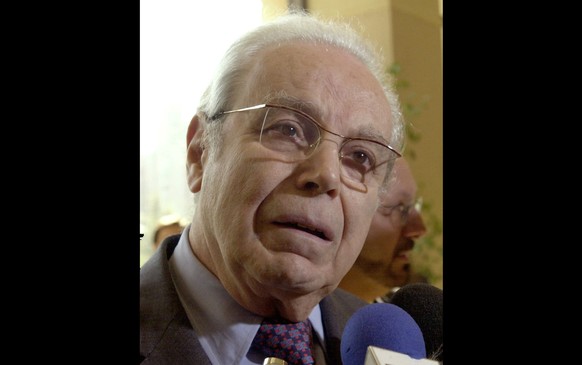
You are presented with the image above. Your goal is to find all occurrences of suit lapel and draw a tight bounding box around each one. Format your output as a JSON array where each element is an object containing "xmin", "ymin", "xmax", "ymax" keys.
[{"xmin": 141, "ymin": 237, "xmax": 211, "ymax": 364}]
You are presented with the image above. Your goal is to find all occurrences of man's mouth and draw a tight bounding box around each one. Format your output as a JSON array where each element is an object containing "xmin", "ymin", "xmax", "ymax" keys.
[{"xmin": 274, "ymin": 221, "xmax": 329, "ymax": 241}]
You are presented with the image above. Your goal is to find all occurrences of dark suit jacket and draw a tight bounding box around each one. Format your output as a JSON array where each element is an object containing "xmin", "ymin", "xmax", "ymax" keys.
[{"xmin": 140, "ymin": 234, "xmax": 368, "ymax": 364}]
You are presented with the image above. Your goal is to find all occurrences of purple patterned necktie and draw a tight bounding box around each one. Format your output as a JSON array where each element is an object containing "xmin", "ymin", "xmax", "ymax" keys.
[{"xmin": 251, "ymin": 317, "xmax": 316, "ymax": 365}]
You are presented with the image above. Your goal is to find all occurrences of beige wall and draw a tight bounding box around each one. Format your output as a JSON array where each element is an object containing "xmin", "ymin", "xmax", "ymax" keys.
[
  {"xmin": 262, "ymin": 0, "xmax": 289, "ymax": 19},
  {"xmin": 391, "ymin": 0, "xmax": 442, "ymax": 287},
  {"xmin": 391, "ymin": 0, "xmax": 442, "ymax": 215}
]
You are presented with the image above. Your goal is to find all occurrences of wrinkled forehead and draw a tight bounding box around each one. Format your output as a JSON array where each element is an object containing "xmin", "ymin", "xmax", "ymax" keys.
[{"xmin": 236, "ymin": 41, "xmax": 392, "ymax": 138}]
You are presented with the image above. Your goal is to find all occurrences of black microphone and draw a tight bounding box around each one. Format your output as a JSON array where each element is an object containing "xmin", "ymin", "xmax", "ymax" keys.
[
  {"xmin": 388, "ymin": 283, "xmax": 443, "ymax": 362},
  {"xmin": 340, "ymin": 302, "xmax": 437, "ymax": 365}
]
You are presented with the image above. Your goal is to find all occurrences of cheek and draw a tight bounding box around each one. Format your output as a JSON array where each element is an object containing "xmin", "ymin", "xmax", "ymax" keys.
[
  {"xmin": 370, "ymin": 216, "xmax": 398, "ymax": 247},
  {"xmin": 202, "ymin": 148, "xmax": 285, "ymax": 241}
]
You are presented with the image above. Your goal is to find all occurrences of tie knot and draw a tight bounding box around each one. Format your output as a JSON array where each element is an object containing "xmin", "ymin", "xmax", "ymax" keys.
[{"xmin": 252, "ymin": 318, "xmax": 315, "ymax": 365}]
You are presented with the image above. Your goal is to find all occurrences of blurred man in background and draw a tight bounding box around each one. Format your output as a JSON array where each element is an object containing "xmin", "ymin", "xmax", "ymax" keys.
[{"xmin": 339, "ymin": 157, "xmax": 427, "ymax": 303}]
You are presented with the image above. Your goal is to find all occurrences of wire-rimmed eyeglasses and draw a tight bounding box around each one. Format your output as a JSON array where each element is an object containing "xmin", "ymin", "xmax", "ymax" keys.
[
  {"xmin": 378, "ymin": 197, "xmax": 423, "ymax": 226},
  {"xmin": 212, "ymin": 103, "xmax": 401, "ymax": 191}
]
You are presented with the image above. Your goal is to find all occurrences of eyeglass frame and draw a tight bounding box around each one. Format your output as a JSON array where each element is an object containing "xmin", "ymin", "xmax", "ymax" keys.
[
  {"xmin": 212, "ymin": 103, "xmax": 402, "ymax": 172},
  {"xmin": 378, "ymin": 197, "xmax": 423, "ymax": 226}
]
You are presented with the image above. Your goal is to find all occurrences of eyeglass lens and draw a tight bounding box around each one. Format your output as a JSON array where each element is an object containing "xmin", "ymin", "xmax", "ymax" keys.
[
  {"xmin": 393, "ymin": 198, "xmax": 422, "ymax": 225},
  {"xmin": 260, "ymin": 107, "xmax": 395, "ymax": 189}
]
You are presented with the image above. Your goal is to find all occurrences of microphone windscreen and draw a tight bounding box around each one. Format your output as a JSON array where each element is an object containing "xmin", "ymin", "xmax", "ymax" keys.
[
  {"xmin": 389, "ymin": 283, "xmax": 443, "ymax": 361},
  {"xmin": 340, "ymin": 303, "xmax": 426, "ymax": 365}
]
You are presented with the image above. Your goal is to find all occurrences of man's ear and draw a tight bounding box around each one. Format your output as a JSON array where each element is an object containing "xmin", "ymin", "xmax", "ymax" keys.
[{"xmin": 186, "ymin": 114, "xmax": 206, "ymax": 193}]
